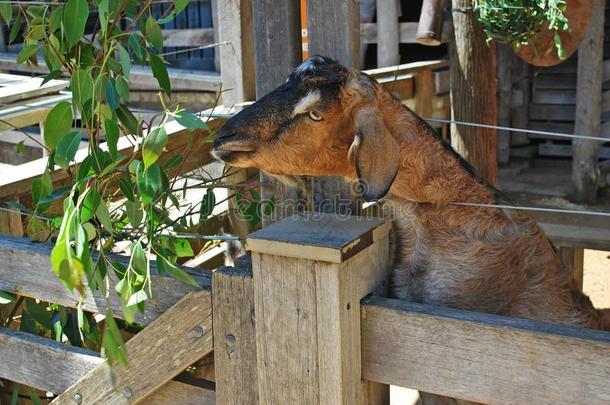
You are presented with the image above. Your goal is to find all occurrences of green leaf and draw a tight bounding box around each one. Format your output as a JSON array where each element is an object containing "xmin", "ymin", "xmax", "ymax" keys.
[
  {"xmin": 199, "ymin": 189, "xmax": 216, "ymax": 222},
  {"xmin": 158, "ymin": 257, "xmax": 200, "ymax": 288},
  {"xmin": 115, "ymin": 75, "xmax": 129, "ymax": 102},
  {"xmin": 129, "ymin": 34, "xmax": 145, "ymax": 64},
  {"xmin": 145, "ymin": 17, "xmax": 163, "ymax": 51},
  {"xmin": 42, "ymin": 69, "xmax": 64, "ymax": 86},
  {"xmin": 81, "ymin": 188, "xmax": 101, "ymax": 222},
  {"xmin": 136, "ymin": 162, "xmax": 161, "ymax": 205},
  {"xmin": 71, "ymin": 68, "xmax": 94, "ymax": 108},
  {"xmin": 96, "ymin": 199, "xmax": 113, "ymax": 232},
  {"xmin": 103, "ymin": 119, "xmax": 120, "ymax": 159},
  {"xmin": 125, "ymin": 201, "xmax": 143, "ymax": 227},
  {"xmin": 104, "ymin": 79, "xmax": 120, "ymax": 109},
  {"xmin": 174, "ymin": 238, "xmax": 194, "ymax": 257},
  {"xmin": 131, "ymin": 241, "xmax": 147, "ymax": 276},
  {"xmin": 43, "ymin": 101, "xmax": 73, "ymax": 150},
  {"xmin": 55, "ymin": 131, "xmax": 81, "ymax": 169},
  {"xmin": 126, "ymin": 289, "xmax": 149, "ymax": 307},
  {"xmin": 25, "ymin": 299, "xmax": 53, "ymax": 329},
  {"xmin": 103, "ymin": 309, "xmax": 127, "ymax": 365},
  {"xmin": 174, "ymin": 0, "xmax": 188, "ymax": 14},
  {"xmin": 0, "ymin": 3, "xmax": 12, "ymax": 25},
  {"xmin": 63, "ymin": 0, "xmax": 89, "ymax": 47},
  {"xmin": 16, "ymin": 44, "xmax": 39, "ymax": 64},
  {"xmin": 163, "ymin": 154, "xmax": 183, "ymax": 170},
  {"xmin": 0, "ymin": 291, "xmax": 16, "ymax": 304},
  {"xmin": 176, "ymin": 111, "xmax": 207, "ymax": 130},
  {"xmin": 16, "ymin": 140, "xmax": 24, "ymax": 154},
  {"xmin": 116, "ymin": 104, "xmax": 140, "ymax": 135},
  {"xmin": 118, "ymin": 45, "xmax": 131, "ymax": 76},
  {"xmin": 119, "ymin": 177, "xmax": 135, "ymax": 201},
  {"xmin": 28, "ymin": 389, "xmax": 42, "ymax": 405},
  {"xmin": 149, "ymin": 54, "xmax": 171, "ymax": 96},
  {"xmin": 142, "ymin": 127, "xmax": 167, "ymax": 169},
  {"xmin": 157, "ymin": 12, "xmax": 176, "ymax": 25},
  {"xmin": 9, "ymin": 13, "xmax": 21, "ymax": 44},
  {"xmin": 49, "ymin": 7, "xmax": 63, "ymax": 32}
]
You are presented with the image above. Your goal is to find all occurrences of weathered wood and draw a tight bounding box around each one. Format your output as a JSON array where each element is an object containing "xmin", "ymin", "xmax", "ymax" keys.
[
  {"xmin": 413, "ymin": 69, "xmax": 434, "ymax": 117},
  {"xmin": 0, "ymin": 91, "xmax": 72, "ymax": 132},
  {"xmin": 0, "ymin": 196, "xmax": 23, "ymax": 237},
  {"xmin": 529, "ymin": 104, "xmax": 576, "ymax": 121},
  {"xmin": 212, "ymin": 256, "xmax": 257, "ymax": 405},
  {"xmin": 0, "ymin": 235, "xmax": 211, "ymax": 325},
  {"xmin": 559, "ymin": 246, "xmax": 585, "ymax": 290},
  {"xmin": 360, "ymin": 22, "xmax": 453, "ymax": 44},
  {"xmin": 307, "ymin": 0, "xmax": 360, "ymax": 214},
  {"xmin": 572, "ymin": 0, "xmax": 606, "ymax": 203},
  {"xmin": 0, "ymin": 75, "xmax": 68, "ymax": 104},
  {"xmin": 510, "ymin": 55, "xmax": 531, "ymax": 145},
  {"xmin": 0, "ymin": 118, "xmax": 221, "ymax": 201},
  {"xmin": 361, "ymin": 297, "xmax": 610, "ymax": 405},
  {"xmin": 0, "ymin": 327, "xmax": 104, "ymax": 394},
  {"xmin": 538, "ymin": 143, "xmax": 610, "ymax": 159},
  {"xmin": 417, "ymin": 0, "xmax": 447, "ymax": 46},
  {"xmin": 249, "ymin": 214, "xmax": 391, "ymax": 404},
  {"xmin": 450, "ymin": 0, "xmax": 498, "ymax": 185},
  {"xmin": 53, "ymin": 290, "xmax": 213, "ymax": 404},
  {"xmin": 376, "ymin": 0, "xmax": 400, "ymax": 67},
  {"xmin": 252, "ymin": 0, "xmax": 303, "ymax": 225},
  {"xmin": 217, "ymin": 0, "xmax": 255, "ymax": 105},
  {"xmin": 147, "ymin": 380, "xmax": 216, "ymax": 405},
  {"xmin": 497, "ymin": 44, "xmax": 512, "ymax": 166}
]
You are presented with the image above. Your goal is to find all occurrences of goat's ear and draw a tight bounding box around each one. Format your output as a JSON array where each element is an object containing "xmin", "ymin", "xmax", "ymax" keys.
[{"xmin": 351, "ymin": 106, "xmax": 400, "ymax": 202}]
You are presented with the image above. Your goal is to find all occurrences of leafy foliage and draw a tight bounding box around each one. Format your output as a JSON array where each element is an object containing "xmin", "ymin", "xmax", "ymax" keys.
[
  {"xmin": 5, "ymin": 0, "xmax": 223, "ymax": 366},
  {"xmin": 475, "ymin": 0, "xmax": 570, "ymax": 59}
]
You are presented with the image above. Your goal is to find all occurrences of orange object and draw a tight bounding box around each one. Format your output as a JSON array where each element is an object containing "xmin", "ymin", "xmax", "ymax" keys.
[{"xmin": 300, "ymin": 0, "xmax": 308, "ymax": 60}]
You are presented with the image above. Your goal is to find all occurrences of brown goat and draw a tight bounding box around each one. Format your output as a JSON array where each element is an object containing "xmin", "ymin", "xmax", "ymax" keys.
[{"xmin": 212, "ymin": 55, "xmax": 608, "ymax": 331}]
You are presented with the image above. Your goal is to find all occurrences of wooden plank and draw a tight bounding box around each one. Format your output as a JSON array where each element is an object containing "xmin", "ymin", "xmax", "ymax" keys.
[
  {"xmin": 307, "ymin": 0, "xmax": 360, "ymax": 214},
  {"xmin": 53, "ymin": 290, "xmax": 213, "ymax": 404},
  {"xmin": 217, "ymin": 0, "xmax": 255, "ymax": 105},
  {"xmin": 0, "ymin": 327, "xmax": 103, "ymax": 394},
  {"xmin": 497, "ymin": 44, "xmax": 512, "ymax": 165},
  {"xmin": 572, "ymin": 0, "xmax": 606, "ymax": 203},
  {"xmin": 533, "ymin": 74, "xmax": 577, "ymax": 90},
  {"xmin": 538, "ymin": 143, "xmax": 610, "ymax": 159},
  {"xmin": 376, "ymin": 74, "xmax": 414, "ymax": 101},
  {"xmin": 0, "ymin": 196, "xmax": 23, "ymax": 237},
  {"xmin": 413, "ymin": 69, "xmax": 434, "ymax": 117},
  {"xmin": 0, "ymin": 53, "xmax": 221, "ymax": 93},
  {"xmin": 361, "ymin": 297, "xmax": 610, "ymax": 405},
  {"xmin": 528, "ymin": 104, "xmax": 576, "ymax": 121},
  {"xmin": 212, "ymin": 256, "xmax": 258, "ymax": 405},
  {"xmin": 0, "ymin": 77, "xmax": 68, "ymax": 104},
  {"xmin": 559, "ymin": 247, "xmax": 585, "ymax": 290},
  {"xmin": 0, "ymin": 118, "xmax": 222, "ymax": 201},
  {"xmin": 0, "ymin": 235, "xmax": 212, "ymax": 325},
  {"xmin": 532, "ymin": 89, "xmax": 577, "ymax": 105},
  {"xmin": 376, "ymin": 0, "xmax": 400, "ymax": 67},
  {"xmin": 360, "ymin": 22, "xmax": 452, "ymax": 44},
  {"xmin": 162, "ymin": 28, "xmax": 214, "ymax": 47},
  {"xmin": 250, "ymin": 215, "xmax": 391, "ymax": 404},
  {"xmin": 147, "ymin": 380, "xmax": 215, "ymax": 405},
  {"xmin": 434, "ymin": 69, "xmax": 449, "ymax": 94},
  {"xmin": 0, "ymin": 92, "xmax": 72, "ymax": 131}
]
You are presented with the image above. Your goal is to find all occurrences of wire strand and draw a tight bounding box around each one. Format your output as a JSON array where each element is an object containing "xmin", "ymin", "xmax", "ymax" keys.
[{"xmin": 424, "ymin": 117, "xmax": 610, "ymax": 143}]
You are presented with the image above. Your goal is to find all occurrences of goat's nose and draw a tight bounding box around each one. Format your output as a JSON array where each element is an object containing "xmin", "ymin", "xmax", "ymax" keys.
[{"xmin": 214, "ymin": 127, "xmax": 236, "ymax": 147}]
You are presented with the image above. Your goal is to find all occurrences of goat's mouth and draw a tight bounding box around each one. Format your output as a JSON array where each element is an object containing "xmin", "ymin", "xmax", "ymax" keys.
[{"xmin": 211, "ymin": 143, "xmax": 257, "ymax": 164}]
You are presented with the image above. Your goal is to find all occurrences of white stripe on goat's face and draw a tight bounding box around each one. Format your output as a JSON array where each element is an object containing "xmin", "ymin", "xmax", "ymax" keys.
[{"xmin": 291, "ymin": 90, "xmax": 321, "ymax": 117}]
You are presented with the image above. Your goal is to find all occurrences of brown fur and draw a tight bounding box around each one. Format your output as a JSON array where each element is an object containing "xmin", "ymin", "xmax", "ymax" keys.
[{"xmin": 212, "ymin": 56, "xmax": 608, "ymax": 331}]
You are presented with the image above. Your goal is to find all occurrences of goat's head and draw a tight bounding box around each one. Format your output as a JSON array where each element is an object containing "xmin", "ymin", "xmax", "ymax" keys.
[{"xmin": 212, "ymin": 55, "xmax": 400, "ymax": 201}]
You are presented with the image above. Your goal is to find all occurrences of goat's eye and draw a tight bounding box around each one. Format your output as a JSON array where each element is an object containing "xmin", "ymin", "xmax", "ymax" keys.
[{"xmin": 308, "ymin": 111, "xmax": 323, "ymax": 121}]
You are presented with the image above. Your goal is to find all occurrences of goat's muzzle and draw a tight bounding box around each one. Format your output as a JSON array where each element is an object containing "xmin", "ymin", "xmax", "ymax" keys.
[{"xmin": 212, "ymin": 128, "xmax": 257, "ymax": 164}]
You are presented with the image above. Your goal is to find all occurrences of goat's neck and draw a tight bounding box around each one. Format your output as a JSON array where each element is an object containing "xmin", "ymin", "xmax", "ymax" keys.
[{"xmin": 384, "ymin": 100, "xmax": 496, "ymax": 205}]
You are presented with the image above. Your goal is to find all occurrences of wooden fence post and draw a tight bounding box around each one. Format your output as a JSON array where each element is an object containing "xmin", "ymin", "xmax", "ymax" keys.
[
  {"xmin": 247, "ymin": 213, "xmax": 391, "ymax": 404},
  {"xmin": 213, "ymin": 256, "xmax": 258, "ymax": 405},
  {"xmin": 376, "ymin": 0, "xmax": 400, "ymax": 67},
  {"xmin": 307, "ymin": 0, "xmax": 361, "ymax": 215}
]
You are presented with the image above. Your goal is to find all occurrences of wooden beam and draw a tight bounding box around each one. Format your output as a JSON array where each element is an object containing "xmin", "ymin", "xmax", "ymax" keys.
[
  {"xmin": 147, "ymin": 380, "xmax": 215, "ymax": 405},
  {"xmin": 559, "ymin": 246, "xmax": 585, "ymax": 291},
  {"xmin": 376, "ymin": 0, "xmax": 400, "ymax": 67},
  {"xmin": 0, "ymin": 327, "xmax": 103, "ymax": 394},
  {"xmin": 53, "ymin": 290, "xmax": 213, "ymax": 404},
  {"xmin": 413, "ymin": 70, "xmax": 434, "ymax": 117},
  {"xmin": 0, "ymin": 118, "xmax": 222, "ymax": 201},
  {"xmin": 0, "ymin": 235, "xmax": 211, "ymax": 325},
  {"xmin": 572, "ymin": 0, "xmax": 606, "ymax": 203},
  {"xmin": 212, "ymin": 256, "xmax": 258, "ymax": 405},
  {"xmin": 0, "ymin": 75, "xmax": 68, "ymax": 104},
  {"xmin": 362, "ymin": 297, "xmax": 610, "ymax": 405},
  {"xmin": 360, "ymin": 22, "xmax": 452, "ymax": 45},
  {"xmin": 248, "ymin": 214, "xmax": 391, "ymax": 404}
]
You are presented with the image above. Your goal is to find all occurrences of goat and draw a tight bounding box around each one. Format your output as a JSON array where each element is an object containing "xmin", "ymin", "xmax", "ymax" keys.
[{"xmin": 212, "ymin": 55, "xmax": 609, "ymax": 331}]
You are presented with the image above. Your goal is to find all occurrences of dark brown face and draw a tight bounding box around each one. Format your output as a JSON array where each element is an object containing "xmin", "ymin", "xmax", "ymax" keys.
[{"xmin": 212, "ymin": 56, "xmax": 363, "ymax": 177}]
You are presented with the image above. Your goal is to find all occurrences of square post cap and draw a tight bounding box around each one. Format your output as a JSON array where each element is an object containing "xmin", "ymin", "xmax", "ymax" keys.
[{"xmin": 246, "ymin": 213, "xmax": 389, "ymax": 263}]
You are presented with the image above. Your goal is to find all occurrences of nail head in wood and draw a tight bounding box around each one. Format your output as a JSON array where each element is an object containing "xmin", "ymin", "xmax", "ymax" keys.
[
  {"xmin": 122, "ymin": 386, "xmax": 132, "ymax": 398},
  {"xmin": 192, "ymin": 325, "xmax": 205, "ymax": 338},
  {"xmin": 73, "ymin": 394, "xmax": 82, "ymax": 403}
]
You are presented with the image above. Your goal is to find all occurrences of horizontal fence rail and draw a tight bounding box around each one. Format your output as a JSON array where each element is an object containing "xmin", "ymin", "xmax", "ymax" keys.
[{"xmin": 361, "ymin": 296, "xmax": 610, "ymax": 405}]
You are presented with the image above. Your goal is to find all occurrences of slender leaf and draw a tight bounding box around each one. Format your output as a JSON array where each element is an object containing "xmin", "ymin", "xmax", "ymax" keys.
[
  {"xmin": 43, "ymin": 101, "xmax": 73, "ymax": 150},
  {"xmin": 136, "ymin": 162, "xmax": 161, "ymax": 205},
  {"xmin": 71, "ymin": 68, "xmax": 94, "ymax": 107},
  {"xmin": 0, "ymin": 3, "xmax": 11, "ymax": 25},
  {"xmin": 142, "ymin": 126, "xmax": 167, "ymax": 169},
  {"xmin": 9, "ymin": 13, "xmax": 22, "ymax": 44},
  {"xmin": 199, "ymin": 189, "xmax": 216, "ymax": 222},
  {"xmin": 105, "ymin": 79, "xmax": 120, "ymax": 109},
  {"xmin": 55, "ymin": 131, "xmax": 81, "ymax": 169},
  {"xmin": 63, "ymin": 0, "xmax": 89, "ymax": 47},
  {"xmin": 103, "ymin": 119, "xmax": 120, "ymax": 159},
  {"xmin": 145, "ymin": 17, "xmax": 163, "ymax": 50},
  {"xmin": 0, "ymin": 291, "xmax": 16, "ymax": 304},
  {"xmin": 118, "ymin": 45, "xmax": 131, "ymax": 76},
  {"xmin": 149, "ymin": 54, "xmax": 171, "ymax": 95},
  {"xmin": 16, "ymin": 45, "xmax": 39, "ymax": 64},
  {"xmin": 158, "ymin": 257, "xmax": 200, "ymax": 288},
  {"xmin": 176, "ymin": 111, "xmax": 207, "ymax": 130},
  {"xmin": 116, "ymin": 104, "xmax": 140, "ymax": 135}
]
